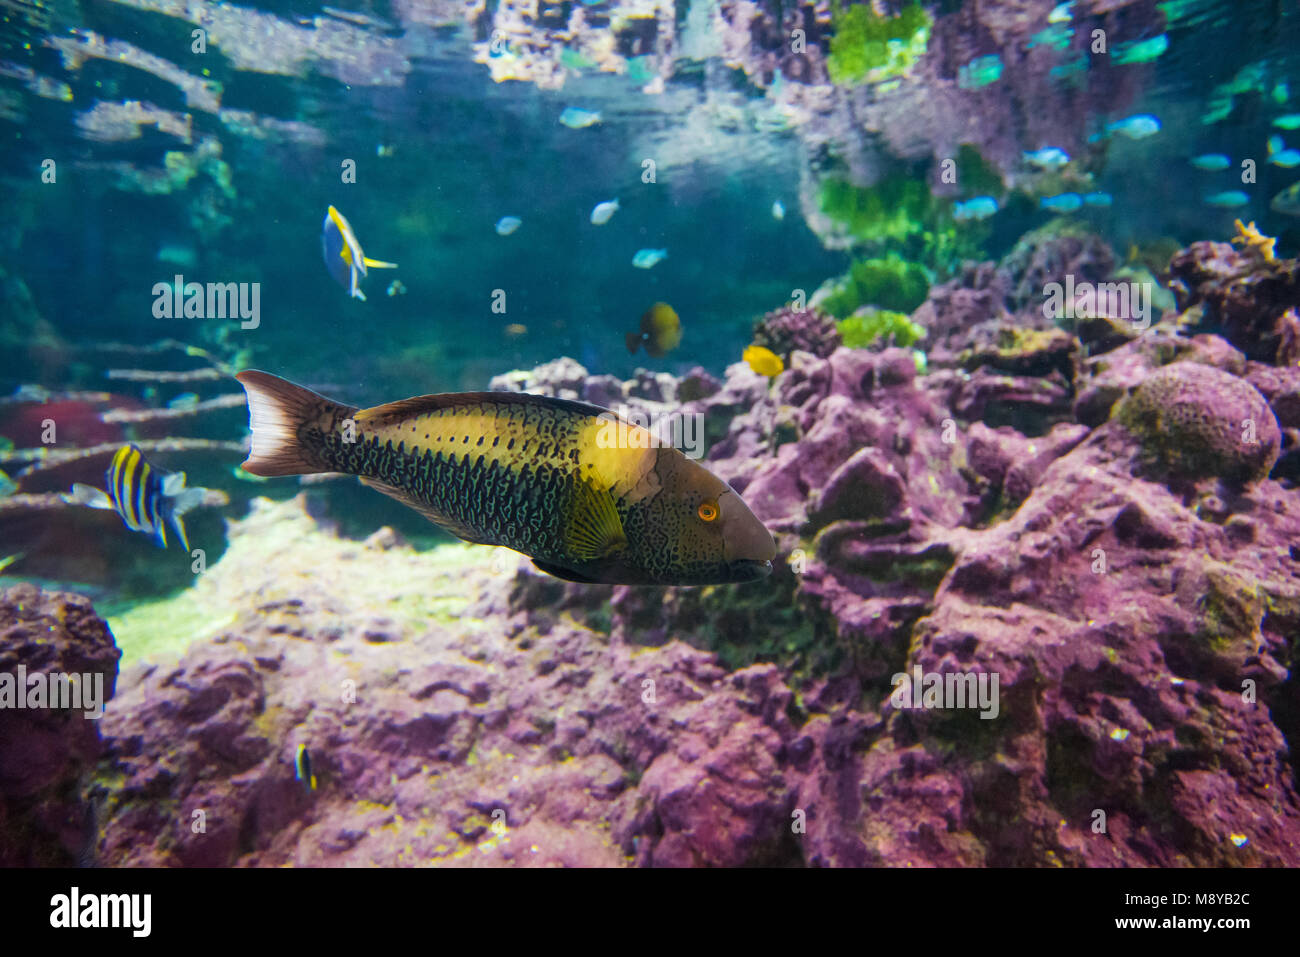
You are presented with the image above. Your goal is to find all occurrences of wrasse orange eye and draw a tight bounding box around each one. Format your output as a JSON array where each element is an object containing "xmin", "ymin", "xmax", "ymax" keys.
[{"xmin": 697, "ymin": 501, "xmax": 719, "ymax": 522}]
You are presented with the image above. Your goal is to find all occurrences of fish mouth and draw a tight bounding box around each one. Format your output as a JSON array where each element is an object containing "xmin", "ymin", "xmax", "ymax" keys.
[{"xmin": 729, "ymin": 558, "xmax": 773, "ymax": 581}]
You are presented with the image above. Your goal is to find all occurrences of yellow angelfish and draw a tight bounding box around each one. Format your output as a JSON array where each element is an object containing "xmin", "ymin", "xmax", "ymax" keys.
[{"xmin": 743, "ymin": 344, "xmax": 784, "ymax": 378}]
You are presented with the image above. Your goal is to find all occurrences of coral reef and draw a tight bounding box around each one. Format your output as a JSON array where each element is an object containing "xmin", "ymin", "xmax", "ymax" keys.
[
  {"xmin": 1168, "ymin": 242, "xmax": 1300, "ymax": 365},
  {"xmin": 1119, "ymin": 362, "xmax": 1281, "ymax": 485},
  {"xmin": 40, "ymin": 228, "xmax": 1300, "ymax": 865},
  {"xmin": 0, "ymin": 584, "xmax": 120, "ymax": 866},
  {"xmin": 751, "ymin": 304, "xmax": 843, "ymax": 360}
]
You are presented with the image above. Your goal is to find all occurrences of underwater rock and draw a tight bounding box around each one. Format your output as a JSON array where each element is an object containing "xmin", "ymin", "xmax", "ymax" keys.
[
  {"xmin": 0, "ymin": 583, "xmax": 120, "ymax": 866},
  {"xmin": 1072, "ymin": 331, "xmax": 1247, "ymax": 428},
  {"xmin": 488, "ymin": 356, "xmax": 591, "ymax": 401},
  {"xmin": 951, "ymin": 367, "xmax": 1075, "ymax": 436},
  {"xmin": 1118, "ymin": 361, "xmax": 1281, "ymax": 485},
  {"xmin": 998, "ymin": 225, "xmax": 1119, "ymax": 313},
  {"xmin": 751, "ymin": 304, "xmax": 843, "ymax": 361},
  {"xmin": 863, "ymin": 422, "xmax": 1300, "ymax": 867},
  {"xmin": 1168, "ymin": 241, "xmax": 1300, "ymax": 364},
  {"xmin": 90, "ymin": 495, "xmax": 802, "ymax": 867}
]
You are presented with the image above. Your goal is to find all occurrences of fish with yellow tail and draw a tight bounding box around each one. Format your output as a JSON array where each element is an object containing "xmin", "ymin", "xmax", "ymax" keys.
[
  {"xmin": 235, "ymin": 371, "xmax": 776, "ymax": 585},
  {"xmin": 322, "ymin": 205, "xmax": 397, "ymax": 301}
]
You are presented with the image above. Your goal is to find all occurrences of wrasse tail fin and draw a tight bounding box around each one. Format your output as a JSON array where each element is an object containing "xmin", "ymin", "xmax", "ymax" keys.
[{"xmin": 235, "ymin": 370, "xmax": 355, "ymax": 477}]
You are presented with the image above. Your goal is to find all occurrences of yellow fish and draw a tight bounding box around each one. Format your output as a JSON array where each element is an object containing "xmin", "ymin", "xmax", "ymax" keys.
[
  {"xmin": 322, "ymin": 205, "xmax": 397, "ymax": 301},
  {"xmin": 743, "ymin": 344, "xmax": 784, "ymax": 378},
  {"xmin": 626, "ymin": 303, "xmax": 682, "ymax": 358}
]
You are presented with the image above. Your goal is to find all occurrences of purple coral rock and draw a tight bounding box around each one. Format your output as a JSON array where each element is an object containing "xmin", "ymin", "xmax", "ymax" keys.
[{"xmin": 752, "ymin": 305, "xmax": 842, "ymax": 360}]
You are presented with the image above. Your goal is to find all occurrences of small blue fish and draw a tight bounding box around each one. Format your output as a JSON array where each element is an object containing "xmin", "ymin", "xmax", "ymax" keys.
[
  {"xmin": 322, "ymin": 205, "xmax": 397, "ymax": 302},
  {"xmin": 1268, "ymin": 136, "xmax": 1300, "ymax": 168},
  {"xmin": 1189, "ymin": 153, "xmax": 1231, "ymax": 171},
  {"xmin": 295, "ymin": 744, "xmax": 317, "ymax": 792},
  {"xmin": 1083, "ymin": 191, "xmax": 1113, "ymax": 207},
  {"xmin": 590, "ymin": 199, "xmax": 619, "ymax": 225},
  {"xmin": 1273, "ymin": 114, "xmax": 1300, "ymax": 131},
  {"xmin": 632, "ymin": 248, "xmax": 668, "ymax": 269},
  {"xmin": 771, "ymin": 200, "xmax": 785, "ymax": 220},
  {"xmin": 495, "ymin": 216, "xmax": 522, "ymax": 236},
  {"xmin": 559, "ymin": 107, "xmax": 602, "ymax": 129},
  {"xmin": 953, "ymin": 196, "xmax": 999, "ymax": 221},
  {"xmin": 155, "ymin": 243, "xmax": 196, "ymax": 268},
  {"xmin": 1105, "ymin": 114, "xmax": 1161, "ymax": 139},
  {"xmin": 167, "ymin": 392, "xmax": 200, "ymax": 410},
  {"xmin": 1040, "ymin": 192, "xmax": 1083, "ymax": 212},
  {"xmin": 64, "ymin": 444, "xmax": 208, "ymax": 550},
  {"xmin": 1203, "ymin": 190, "xmax": 1250, "ymax": 208},
  {"xmin": 1023, "ymin": 147, "xmax": 1070, "ymax": 169}
]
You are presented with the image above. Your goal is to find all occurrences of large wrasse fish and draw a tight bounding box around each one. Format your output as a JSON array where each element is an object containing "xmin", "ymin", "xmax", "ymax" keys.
[{"xmin": 235, "ymin": 371, "xmax": 776, "ymax": 585}]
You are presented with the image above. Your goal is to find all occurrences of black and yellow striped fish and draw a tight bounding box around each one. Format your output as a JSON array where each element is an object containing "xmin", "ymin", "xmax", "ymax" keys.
[
  {"xmin": 66, "ymin": 444, "xmax": 206, "ymax": 549},
  {"xmin": 294, "ymin": 743, "xmax": 317, "ymax": 792},
  {"xmin": 235, "ymin": 371, "xmax": 775, "ymax": 585}
]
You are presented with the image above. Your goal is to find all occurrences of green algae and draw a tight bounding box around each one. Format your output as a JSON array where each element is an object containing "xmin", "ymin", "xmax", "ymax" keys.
[
  {"xmin": 819, "ymin": 173, "xmax": 932, "ymax": 246},
  {"xmin": 819, "ymin": 255, "xmax": 931, "ymax": 318},
  {"xmin": 1195, "ymin": 563, "xmax": 1263, "ymax": 654},
  {"xmin": 827, "ymin": 1, "xmax": 932, "ymax": 87},
  {"xmin": 955, "ymin": 144, "xmax": 1004, "ymax": 197},
  {"xmin": 837, "ymin": 308, "xmax": 925, "ymax": 349}
]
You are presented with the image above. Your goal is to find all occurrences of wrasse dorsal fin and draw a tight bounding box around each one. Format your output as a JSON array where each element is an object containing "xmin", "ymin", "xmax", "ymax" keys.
[
  {"xmin": 353, "ymin": 390, "xmax": 619, "ymax": 428},
  {"xmin": 564, "ymin": 478, "xmax": 626, "ymax": 561}
]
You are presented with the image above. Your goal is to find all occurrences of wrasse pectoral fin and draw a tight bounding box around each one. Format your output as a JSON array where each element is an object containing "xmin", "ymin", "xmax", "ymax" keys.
[
  {"xmin": 564, "ymin": 479, "xmax": 627, "ymax": 560},
  {"xmin": 361, "ymin": 257, "xmax": 398, "ymax": 269},
  {"xmin": 532, "ymin": 559, "xmax": 604, "ymax": 584}
]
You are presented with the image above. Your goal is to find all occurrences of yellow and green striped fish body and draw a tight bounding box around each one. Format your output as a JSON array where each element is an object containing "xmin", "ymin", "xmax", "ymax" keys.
[{"xmin": 236, "ymin": 371, "xmax": 776, "ymax": 585}]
